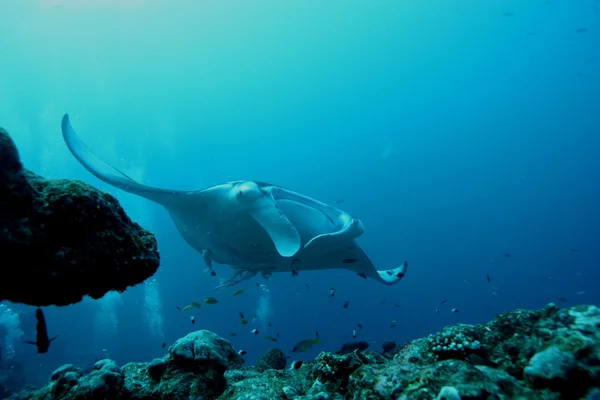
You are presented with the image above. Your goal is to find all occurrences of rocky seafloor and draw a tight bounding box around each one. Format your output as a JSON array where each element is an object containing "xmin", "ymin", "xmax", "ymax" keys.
[{"xmin": 4, "ymin": 303, "xmax": 599, "ymax": 400}]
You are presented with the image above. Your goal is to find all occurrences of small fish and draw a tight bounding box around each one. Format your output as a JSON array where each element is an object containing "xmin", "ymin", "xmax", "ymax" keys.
[
  {"xmin": 503, "ymin": 11, "xmax": 515, "ymax": 16},
  {"xmin": 238, "ymin": 349, "xmax": 247, "ymax": 356},
  {"xmin": 334, "ymin": 198, "xmax": 345, "ymax": 204},
  {"xmin": 204, "ymin": 297, "xmax": 218, "ymax": 304},
  {"xmin": 240, "ymin": 319, "xmax": 248, "ymax": 325},
  {"xmin": 268, "ymin": 321, "xmax": 272, "ymax": 327},
  {"xmin": 161, "ymin": 342, "xmax": 166, "ymax": 348},
  {"xmin": 251, "ymin": 329, "xmax": 259, "ymax": 335},
  {"xmin": 568, "ymin": 249, "xmax": 581, "ymax": 253},
  {"xmin": 210, "ymin": 271, "xmax": 217, "ymax": 277},
  {"xmin": 342, "ymin": 300, "xmax": 350, "ymax": 309},
  {"xmin": 393, "ymin": 303, "xmax": 401, "ymax": 308},
  {"xmin": 25, "ymin": 309, "xmax": 58, "ymax": 354},
  {"xmin": 390, "ymin": 320, "xmax": 397, "ymax": 328},
  {"xmin": 305, "ymin": 284, "xmax": 310, "ymax": 289},
  {"xmin": 440, "ymin": 299, "xmax": 447, "ymax": 304},
  {"xmin": 264, "ymin": 335, "xmax": 278, "ymax": 342},
  {"xmin": 315, "ymin": 331, "xmax": 320, "ymax": 338},
  {"xmin": 290, "ymin": 360, "xmax": 303, "ymax": 370},
  {"xmin": 182, "ymin": 301, "xmax": 202, "ymax": 311},
  {"xmin": 435, "ymin": 309, "xmax": 439, "ymax": 313},
  {"xmin": 291, "ymin": 269, "xmax": 299, "ymax": 277},
  {"xmin": 576, "ymin": 28, "xmax": 588, "ymax": 33},
  {"xmin": 577, "ymin": 291, "xmax": 586, "ymax": 295},
  {"xmin": 329, "ymin": 288, "xmax": 335, "ymax": 297},
  {"xmin": 357, "ymin": 273, "xmax": 367, "ymax": 279},
  {"xmin": 292, "ymin": 337, "xmax": 321, "ymax": 353},
  {"xmin": 487, "ymin": 274, "xmax": 491, "ymax": 283},
  {"xmin": 558, "ymin": 297, "xmax": 567, "ymax": 303},
  {"xmin": 463, "ymin": 279, "xmax": 472, "ymax": 283},
  {"xmin": 190, "ymin": 316, "xmax": 195, "ymax": 324},
  {"xmin": 357, "ymin": 324, "xmax": 363, "ymax": 329},
  {"xmin": 239, "ymin": 312, "xmax": 245, "ymax": 319},
  {"xmin": 380, "ymin": 298, "xmax": 387, "ymax": 305},
  {"xmin": 231, "ymin": 333, "xmax": 237, "ymax": 337},
  {"xmin": 504, "ymin": 253, "xmax": 512, "ymax": 258},
  {"xmin": 233, "ymin": 289, "xmax": 244, "ymax": 296},
  {"xmin": 451, "ymin": 308, "xmax": 459, "ymax": 313},
  {"xmin": 352, "ymin": 329, "xmax": 357, "ymax": 339}
]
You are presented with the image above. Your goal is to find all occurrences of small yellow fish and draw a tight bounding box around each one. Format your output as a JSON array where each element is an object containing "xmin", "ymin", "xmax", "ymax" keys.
[
  {"xmin": 180, "ymin": 302, "xmax": 201, "ymax": 312},
  {"xmin": 240, "ymin": 319, "xmax": 248, "ymax": 325},
  {"xmin": 204, "ymin": 297, "xmax": 218, "ymax": 305},
  {"xmin": 233, "ymin": 289, "xmax": 244, "ymax": 296},
  {"xmin": 264, "ymin": 335, "xmax": 278, "ymax": 342},
  {"xmin": 292, "ymin": 337, "xmax": 321, "ymax": 353}
]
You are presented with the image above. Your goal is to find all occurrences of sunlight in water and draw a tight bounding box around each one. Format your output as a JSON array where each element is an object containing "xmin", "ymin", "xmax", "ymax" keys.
[
  {"xmin": 0, "ymin": 304, "xmax": 23, "ymax": 360},
  {"xmin": 256, "ymin": 291, "xmax": 273, "ymax": 331},
  {"xmin": 143, "ymin": 277, "xmax": 165, "ymax": 341},
  {"xmin": 94, "ymin": 291, "xmax": 123, "ymax": 342}
]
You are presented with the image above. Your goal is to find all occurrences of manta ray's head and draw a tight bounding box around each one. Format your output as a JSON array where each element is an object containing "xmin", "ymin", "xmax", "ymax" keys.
[{"xmin": 230, "ymin": 181, "xmax": 264, "ymax": 203}]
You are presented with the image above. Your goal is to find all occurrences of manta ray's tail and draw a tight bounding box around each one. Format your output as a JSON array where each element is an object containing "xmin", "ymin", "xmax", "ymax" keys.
[{"xmin": 61, "ymin": 113, "xmax": 186, "ymax": 206}]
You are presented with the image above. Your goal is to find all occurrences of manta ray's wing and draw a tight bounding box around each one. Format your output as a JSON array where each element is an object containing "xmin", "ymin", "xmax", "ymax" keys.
[
  {"xmin": 61, "ymin": 114, "xmax": 189, "ymax": 207},
  {"xmin": 270, "ymin": 187, "xmax": 408, "ymax": 285},
  {"xmin": 63, "ymin": 115, "xmax": 301, "ymax": 259}
]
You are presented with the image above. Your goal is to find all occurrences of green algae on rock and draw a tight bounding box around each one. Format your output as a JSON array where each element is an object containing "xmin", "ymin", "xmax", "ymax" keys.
[
  {"xmin": 0, "ymin": 127, "xmax": 159, "ymax": 307},
  {"xmin": 6, "ymin": 305, "xmax": 600, "ymax": 399}
]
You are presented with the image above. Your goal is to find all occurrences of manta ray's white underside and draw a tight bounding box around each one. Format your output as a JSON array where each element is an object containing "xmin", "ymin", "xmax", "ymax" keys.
[{"xmin": 61, "ymin": 114, "xmax": 408, "ymax": 287}]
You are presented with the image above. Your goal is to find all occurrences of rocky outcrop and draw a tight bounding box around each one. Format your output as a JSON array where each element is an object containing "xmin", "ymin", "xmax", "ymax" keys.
[
  {"xmin": 7, "ymin": 304, "xmax": 600, "ymax": 399},
  {"xmin": 255, "ymin": 348, "xmax": 287, "ymax": 372},
  {"xmin": 0, "ymin": 127, "xmax": 160, "ymax": 306}
]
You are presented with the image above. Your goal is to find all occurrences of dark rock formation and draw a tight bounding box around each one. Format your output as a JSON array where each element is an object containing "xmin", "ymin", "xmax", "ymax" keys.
[
  {"xmin": 381, "ymin": 340, "xmax": 396, "ymax": 353},
  {"xmin": 255, "ymin": 348, "xmax": 287, "ymax": 372},
  {"xmin": 334, "ymin": 340, "xmax": 369, "ymax": 355},
  {"xmin": 7, "ymin": 304, "xmax": 600, "ymax": 399},
  {"xmin": 0, "ymin": 127, "xmax": 160, "ymax": 306}
]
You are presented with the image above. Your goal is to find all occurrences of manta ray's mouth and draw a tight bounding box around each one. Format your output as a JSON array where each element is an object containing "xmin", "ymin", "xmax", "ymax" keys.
[{"xmin": 268, "ymin": 187, "xmax": 363, "ymax": 247}]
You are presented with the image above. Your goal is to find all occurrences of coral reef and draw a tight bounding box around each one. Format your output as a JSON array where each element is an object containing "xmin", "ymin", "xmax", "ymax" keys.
[
  {"xmin": 0, "ymin": 127, "xmax": 160, "ymax": 307},
  {"xmin": 255, "ymin": 348, "xmax": 287, "ymax": 372},
  {"xmin": 7, "ymin": 304, "xmax": 600, "ymax": 399}
]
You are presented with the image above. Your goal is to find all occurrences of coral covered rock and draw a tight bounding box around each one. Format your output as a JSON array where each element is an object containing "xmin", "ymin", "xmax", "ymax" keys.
[
  {"xmin": 7, "ymin": 304, "xmax": 600, "ymax": 399},
  {"xmin": 168, "ymin": 330, "xmax": 242, "ymax": 372},
  {"xmin": 255, "ymin": 348, "xmax": 287, "ymax": 372},
  {"xmin": 0, "ymin": 127, "xmax": 160, "ymax": 306}
]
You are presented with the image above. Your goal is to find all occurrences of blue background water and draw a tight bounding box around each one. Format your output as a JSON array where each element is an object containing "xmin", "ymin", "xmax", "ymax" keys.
[{"xmin": 0, "ymin": 0, "xmax": 599, "ymax": 389}]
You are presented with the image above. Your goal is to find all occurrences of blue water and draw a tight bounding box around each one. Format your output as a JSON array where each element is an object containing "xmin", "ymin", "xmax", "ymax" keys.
[{"xmin": 1, "ymin": 0, "xmax": 599, "ymax": 389}]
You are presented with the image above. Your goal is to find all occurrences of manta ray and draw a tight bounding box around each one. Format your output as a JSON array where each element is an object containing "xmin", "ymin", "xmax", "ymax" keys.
[{"xmin": 61, "ymin": 114, "xmax": 408, "ymax": 287}]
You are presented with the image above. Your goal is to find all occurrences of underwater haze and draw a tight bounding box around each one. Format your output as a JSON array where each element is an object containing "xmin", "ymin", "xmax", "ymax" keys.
[{"xmin": 1, "ymin": 0, "xmax": 599, "ymax": 388}]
